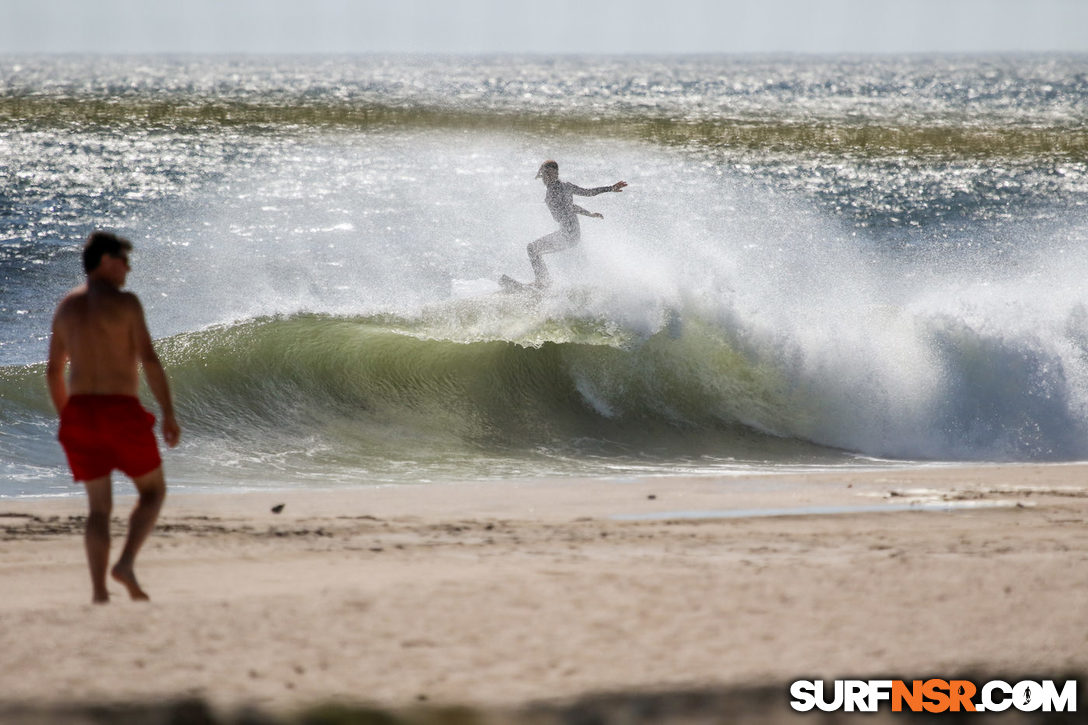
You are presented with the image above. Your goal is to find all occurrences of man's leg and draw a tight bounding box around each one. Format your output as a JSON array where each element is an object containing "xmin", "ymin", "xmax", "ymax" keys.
[
  {"xmin": 111, "ymin": 466, "xmax": 166, "ymax": 601},
  {"xmin": 82, "ymin": 476, "xmax": 113, "ymax": 604},
  {"xmin": 527, "ymin": 230, "xmax": 577, "ymax": 288},
  {"xmin": 527, "ymin": 235, "xmax": 555, "ymax": 288}
]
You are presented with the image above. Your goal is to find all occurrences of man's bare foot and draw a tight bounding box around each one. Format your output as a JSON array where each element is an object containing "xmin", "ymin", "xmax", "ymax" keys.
[
  {"xmin": 92, "ymin": 589, "xmax": 109, "ymax": 605},
  {"xmin": 111, "ymin": 563, "xmax": 150, "ymax": 601}
]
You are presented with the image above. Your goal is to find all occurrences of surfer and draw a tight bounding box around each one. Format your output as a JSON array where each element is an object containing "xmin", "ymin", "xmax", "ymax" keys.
[
  {"xmin": 510, "ymin": 160, "xmax": 627, "ymax": 290},
  {"xmin": 46, "ymin": 230, "xmax": 180, "ymax": 603}
]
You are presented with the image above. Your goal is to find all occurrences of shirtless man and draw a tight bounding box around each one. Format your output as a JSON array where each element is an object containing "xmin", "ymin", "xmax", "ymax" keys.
[
  {"xmin": 524, "ymin": 160, "xmax": 627, "ymax": 288},
  {"xmin": 46, "ymin": 230, "xmax": 181, "ymax": 603}
]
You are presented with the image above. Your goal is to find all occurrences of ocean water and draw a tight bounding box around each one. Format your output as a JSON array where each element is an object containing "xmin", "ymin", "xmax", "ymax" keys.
[{"xmin": 2, "ymin": 54, "xmax": 1087, "ymax": 496}]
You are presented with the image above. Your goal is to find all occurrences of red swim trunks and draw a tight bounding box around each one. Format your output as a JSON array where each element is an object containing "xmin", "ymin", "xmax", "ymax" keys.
[{"xmin": 58, "ymin": 395, "xmax": 162, "ymax": 482}]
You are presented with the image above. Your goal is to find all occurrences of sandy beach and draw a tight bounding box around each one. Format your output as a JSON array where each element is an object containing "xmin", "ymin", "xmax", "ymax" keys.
[{"xmin": 2, "ymin": 463, "xmax": 1086, "ymax": 723}]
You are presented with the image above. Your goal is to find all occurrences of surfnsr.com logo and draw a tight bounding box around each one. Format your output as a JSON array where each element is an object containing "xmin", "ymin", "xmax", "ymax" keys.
[{"xmin": 790, "ymin": 679, "xmax": 1078, "ymax": 713}]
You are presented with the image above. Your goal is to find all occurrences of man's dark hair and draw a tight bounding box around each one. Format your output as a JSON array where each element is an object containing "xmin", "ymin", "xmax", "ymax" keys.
[{"xmin": 83, "ymin": 231, "xmax": 133, "ymax": 274}]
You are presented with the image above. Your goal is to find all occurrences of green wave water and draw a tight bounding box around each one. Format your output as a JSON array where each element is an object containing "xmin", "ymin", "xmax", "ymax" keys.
[
  {"xmin": 160, "ymin": 309, "xmax": 815, "ymax": 460},
  {"xmin": 0, "ymin": 302, "xmax": 852, "ymax": 494}
]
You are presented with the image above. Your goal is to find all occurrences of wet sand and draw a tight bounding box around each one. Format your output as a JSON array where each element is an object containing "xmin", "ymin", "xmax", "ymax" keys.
[{"xmin": 1, "ymin": 464, "xmax": 1086, "ymax": 723}]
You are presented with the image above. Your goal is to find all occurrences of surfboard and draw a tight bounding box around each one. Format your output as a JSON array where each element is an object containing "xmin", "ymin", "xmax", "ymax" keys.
[{"xmin": 499, "ymin": 274, "xmax": 542, "ymax": 295}]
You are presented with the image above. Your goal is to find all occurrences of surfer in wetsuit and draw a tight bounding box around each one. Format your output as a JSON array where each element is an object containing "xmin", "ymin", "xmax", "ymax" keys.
[{"xmin": 522, "ymin": 160, "xmax": 627, "ymax": 289}]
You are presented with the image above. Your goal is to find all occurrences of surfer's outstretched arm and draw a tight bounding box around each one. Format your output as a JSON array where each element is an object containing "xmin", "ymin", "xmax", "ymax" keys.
[
  {"xmin": 574, "ymin": 205, "xmax": 603, "ymax": 219},
  {"xmin": 571, "ymin": 180, "xmax": 628, "ymax": 197}
]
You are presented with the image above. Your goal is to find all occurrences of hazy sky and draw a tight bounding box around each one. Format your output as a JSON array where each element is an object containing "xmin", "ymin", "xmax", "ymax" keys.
[{"xmin": 3, "ymin": 0, "xmax": 1087, "ymax": 55}]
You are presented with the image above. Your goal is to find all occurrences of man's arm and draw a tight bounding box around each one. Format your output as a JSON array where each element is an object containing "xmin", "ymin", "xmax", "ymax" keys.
[
  {"xmin": 571, "ymin": 181, "xmax": 628, "ymax": 197},
  {"xmin": 574, "ymin": 205, "xmax": 604, "ymax": 219},
  {"xmin": 45, "ymin": 310, "xmax": 70, "ymax": 415},
  {"xmin": 131, "ymin": 296, "xmax": 181, "ymax": 448}
]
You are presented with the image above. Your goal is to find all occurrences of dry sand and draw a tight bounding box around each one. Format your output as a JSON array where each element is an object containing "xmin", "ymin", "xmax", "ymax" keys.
[{"xmin": 1, "ymin": 464, "xmax": 1086, "ymax": 723}]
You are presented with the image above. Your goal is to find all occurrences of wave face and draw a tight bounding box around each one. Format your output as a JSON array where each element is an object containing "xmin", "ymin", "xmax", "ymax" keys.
[
  {"xmin": 2, "ymin": 55, "xmax": 1088, "ymax": 494},
  {"xmin": 0, "ymin": 305, "xmax": 849, "ymax": 494},
  {"xmin": 150, "ymin": 291, "xmax": 1087, "ymax": 469},
  {"xmin": 137, "ymin": 304, "xmax": 858, "ymax": 480},
  {"xmin": 7, "ymin": 277, "xmax": 1088, "ymax": 493},
  {"xmin": 176, "ymin": 301, "xmax": 1088, "ymax": 463}
]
